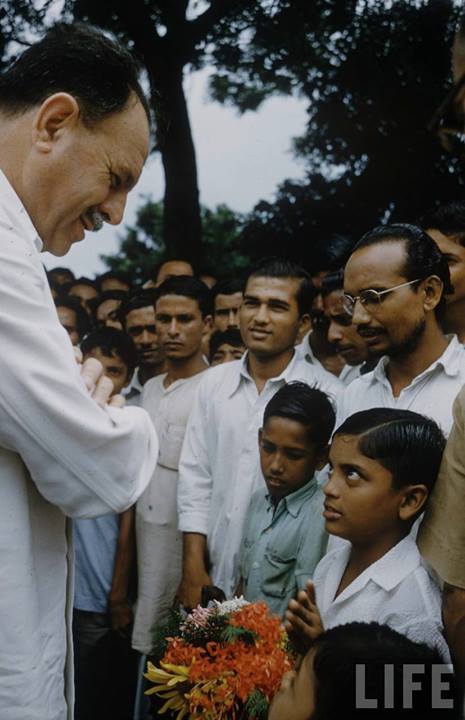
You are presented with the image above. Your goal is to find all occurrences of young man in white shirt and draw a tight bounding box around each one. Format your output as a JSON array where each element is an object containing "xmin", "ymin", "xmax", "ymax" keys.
[
  {"xmin": 338, "ymin": 223, "xmax": 465, "ymax": 435},
  {"xmin": 285, "ymin": 408, "xmax": 450, "ymax": 662},
  {"xmin": 0, "ymin": 25, "xmax": 158, "ymax": 720},
  {"xmin": 177, "ymin": 258, "xmax": 343, "ymax": 607}
]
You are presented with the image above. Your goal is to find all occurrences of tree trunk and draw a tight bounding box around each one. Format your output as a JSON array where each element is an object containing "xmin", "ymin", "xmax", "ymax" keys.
[{"xmin": 150, "ymin": 61, "xmax": 203, "ymax": 264}]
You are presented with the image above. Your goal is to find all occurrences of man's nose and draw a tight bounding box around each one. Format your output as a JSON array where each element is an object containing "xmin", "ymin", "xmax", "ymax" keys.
[
  {"xmin": 254, "ymin": 303, "xmax": 270, "ymax": 323},
  {"xmin": 327, "ymin": 321, "xmax": 343, "ymax": 345},
  {"xmin": 269, "ymin": 454, "xmax": 284, "ymax": 474},
  {"xmin": 228, "ymin": 309, "xmax": 237, "ymax": 326},
  {"xmin": 98, "ymin": 191, "xmax": 127, "ymax": 226},
  {"xmin": 351, "ymin": 298, "xmax": 372, "ymax": 326},
  {"xmin": 168, "ymin": 318, "xmax": 179, "ymax": 335}
]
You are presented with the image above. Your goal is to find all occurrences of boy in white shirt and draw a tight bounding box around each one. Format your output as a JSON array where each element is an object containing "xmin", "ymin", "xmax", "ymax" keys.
[{"xmin": 285, "ymin": 408, "xmax": 450, "ymax": 661}]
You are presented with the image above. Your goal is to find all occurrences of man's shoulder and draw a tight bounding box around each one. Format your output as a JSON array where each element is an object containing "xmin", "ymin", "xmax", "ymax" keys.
[
  {"xmin": 292, "ymin": 357, "xmax": 343, "ymax": 392},
  {"xmin": 197, "ymin": 359, "xmax": 242, "ymax": 390}
]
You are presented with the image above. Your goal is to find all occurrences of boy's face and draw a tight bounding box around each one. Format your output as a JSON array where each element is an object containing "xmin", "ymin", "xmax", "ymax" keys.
[
  {"xmin": 323, "ymin": 289, "xmax": 369, "ymax": 366},
  {"xmin": 268, "ymin": 648, "xmax": 316, "ymax": 720},
  {"xmin": 210, "ymin": 341, "xmax": 246, "ymax": 366},
  {"xmin": 259, "ymin": 416, "xmax": 325, "ymax": 503},
  {"xmin": 83, "ymin": 347, "xmax": 129, "ymax": 396},
  {"xmin": 324, "ymin": 434, "xmax": 408, "ymax": 544}
]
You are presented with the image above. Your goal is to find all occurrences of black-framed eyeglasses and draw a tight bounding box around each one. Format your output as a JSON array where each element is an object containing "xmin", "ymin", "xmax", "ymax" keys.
[
  {"xmin": 342, "ymin": 279, "xmax": 421, "ymax": 317},
  {"xmin": 429, "ymin": 73, "xmax": 465, "ymax": 160}
]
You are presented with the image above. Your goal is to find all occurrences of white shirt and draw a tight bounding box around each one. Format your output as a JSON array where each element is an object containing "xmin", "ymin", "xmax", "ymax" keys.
[
  {"xmin": 314, "ymin": 535, "xmax": 450, "ymax": 660},
  {"xmin": 338, "ymin": 363, "xmax": 362, "ymax": 386},
  {"xmin": 178, "ymin": 351, "xmax": 342, "ymax": 597},
  {"xmin": 133, "ymin": 372, "xmax": 205, "ymax": 653},
  {"xmin": 0, "ymin": 171, "xmax": 158, "ymax": 720},
  {"xmin": 336, "ymin": 336, "xmax": 465, "ymax": 435}
]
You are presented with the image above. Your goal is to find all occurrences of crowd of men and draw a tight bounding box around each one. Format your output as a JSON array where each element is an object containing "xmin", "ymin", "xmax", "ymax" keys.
[
  {"xmin": 3, "ymin": 15, "xmax": 465, "ymax": 720},
  {"xmin": 45, "ymin": 199, "xmax": 465, "ymax": 718}
]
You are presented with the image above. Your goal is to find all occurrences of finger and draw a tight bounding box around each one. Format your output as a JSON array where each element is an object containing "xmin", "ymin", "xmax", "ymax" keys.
[
  {"xmin": 73, "ymin": 347, "xmax": 83, "ymax": 365},
  {"xmin": 305, "ymin": 579, "xmax": 317, "ymax": 607},
  {"xmin": 92, "ymin": 375, "xmax": 114, "ymax": 408},
  {"xmin": 81, "ymin": 358, "xmax": 104, "ymax": 392},
  {"xmin": 109, "ymin": 394, "xmax": 126, "ymax": 408}
]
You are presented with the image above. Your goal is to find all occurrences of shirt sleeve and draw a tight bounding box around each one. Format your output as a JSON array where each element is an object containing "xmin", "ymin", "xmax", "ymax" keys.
[
  {"xmin": 0, "ymin": 228, "xmax": 158, "ymax": 518},
  {"xmin": 177, "ymin": 374, "xmax": 212, "ymax": 535},
  {"xmin": 294, "ymin": 494, "xmax": 329, "ymax": 590}
]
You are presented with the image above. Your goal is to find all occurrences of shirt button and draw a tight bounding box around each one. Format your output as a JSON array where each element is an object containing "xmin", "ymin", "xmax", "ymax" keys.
[
  {"xmin": 148, "ymin": 505, "xmax": 153, "ymax": 510},
  {"xmin": 252, "ymin": 562, "xmax": 259, "ymax": 569}
]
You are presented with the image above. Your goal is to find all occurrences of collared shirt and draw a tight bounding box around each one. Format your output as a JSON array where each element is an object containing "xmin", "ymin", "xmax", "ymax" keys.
[
  {"xmin": 122, "ymin": 367, "xmax": 144, "ymax": 406},
  {"xmin": 314, "ymin": 535, "xmax": 450, "ymax": 661},
  {"xmin": 178, "ymin": 351, "xmax": 342, "ymax": 597},
  {"xmin": 338, "ymin": 363, "xmax": 362, "ymax": 386},
  {"xmin": 0, "ymin": 170, "xmax": 158, "ymax": 720},
  {"xmin": 239, "ymin": 480, "xmax": 328, "ymax": 618},
  {"xmin": 336, "ymin": 336, "xmax": 465, "ymax": 435}
]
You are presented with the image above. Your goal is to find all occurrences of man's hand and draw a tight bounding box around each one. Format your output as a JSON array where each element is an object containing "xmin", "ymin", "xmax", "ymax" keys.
[
  {"xmin": 175, "ymin": 569, "xmax": 213, "ymax": 611},
  {"xmin": 80, "ymin": 357, "xmax": 125, "ymax": 408},
  {"xmin": 284, "ymin": 579, "xmax": 324, "ymax": 655},
  {"xmin": 109, "ymin": 597, "xmax": 133, "ymax": 637}
]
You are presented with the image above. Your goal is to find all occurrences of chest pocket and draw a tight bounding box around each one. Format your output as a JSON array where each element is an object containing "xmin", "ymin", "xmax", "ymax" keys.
[
  {"xmin": 157, "ymin": 424, "xmax": 185, "ymax": 471},
  {"xmin": 261, "ymin": 548, "xmax": 297, "ymax": 598}
]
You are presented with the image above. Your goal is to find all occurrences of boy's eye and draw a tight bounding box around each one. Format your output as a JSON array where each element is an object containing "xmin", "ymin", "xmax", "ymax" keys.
[
  {"xmin": 346, "ymin": 468, "xmax": 362, "ymax": 483},
  {"xmin": 261, "ymin": 441, "xmax": 275, "ymax": 454}
]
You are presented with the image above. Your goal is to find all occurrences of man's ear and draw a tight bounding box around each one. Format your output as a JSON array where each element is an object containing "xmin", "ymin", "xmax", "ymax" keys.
[
  {"xmin": 398, "ymin": 484, "xmax": 429, "ymax": 521},
  {"xmin": 202, "ymin": 314, "xmax": 213, "ymax": 336},
  {"xmin": 421, "ymin": 275, "xmax": 443, "ymax": 313},
  {"xmin": 316, "ymin": 445, "xmax": 329, "ymax": 471},
  {"xmin": 258, "ymin": 428, "xmax": 263, "ymax": 444},
  {"xmin": 297, "ymin": 312, "xmax": 311, "ymax": 340},
  {"xmin": 32, "ymin": 92, "xmax": 81, "ymax": 152}
]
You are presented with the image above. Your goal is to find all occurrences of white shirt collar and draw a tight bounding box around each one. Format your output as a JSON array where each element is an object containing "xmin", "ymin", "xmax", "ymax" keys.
[
  {"xmin": 228, "ymin": 349, "xmax": 301, "ymax": 396},
  {"xmin": 0, "ymin": 169, "xmax": 42, "ymax": 252}
]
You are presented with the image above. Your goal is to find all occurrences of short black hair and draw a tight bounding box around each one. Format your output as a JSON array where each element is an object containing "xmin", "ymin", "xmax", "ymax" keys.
[
  {"xmin": 154, "ymin": 276, "xmax": 212, "ymax": 318},
  {"xmin": 97, "ymin": 270, "xmax": 133, "ymax": 291},
  {"xmin": 263, "ymin": 381, "xmax": 335, "ymax": 448},
  {"xmin": 118, "ymin": 290, "xmax": 156, "ymax": 327},
  {"xmin": 311, "ymin": 622, "xmax": 458, "ymax": 720},
  {"xmin": 89, "ymin": 290, "xmax": 128, "ymax": 322},
  {"xmin": 420, "ymin": 201, "xmax": 465, "ymax": 244},
  {"xmin": 334, "ymin": 408, "xmax": 445, "ymax": 492},
  {"xmin": 245, "ymin": 257, "xmax": 314, "ymax": 316},
  {"xmin": 312, "ymin": 234, "xmax": 356, "ymax": 275},
  {"xmin": 67, "ymin": 276, "xmax": 98, "ymax": 291},
  {"xmin": 209, "ymin": 328, "xmax": 245, "ymax": 360},
  {"xmin": 47, "ymin": 267, "xmax": 75, "ymax": 284},
  {"xmin": 211, "ymin": 277, "xmax": 245, "ymax": 302},
  {"xmin": 0, "ymin": 22, "xmax": 150, "ymax": 125},
  {"xmin": 154, "ymin": 258, "xmax": 195, "ymax": 282},
  {"xmin": 54, "ymin": 295, "xmax": 91, "ymax": 340},
  {"xmin": 321, "ymin": 270, "xmax": 344, "ymax": 297},
  {"xmin": 353, "ymin": 223, "xmax": 453, "ymax": 318},
  {"xmin": 81, "ymin": 327, "xmax": 137, "ymax": 379}
]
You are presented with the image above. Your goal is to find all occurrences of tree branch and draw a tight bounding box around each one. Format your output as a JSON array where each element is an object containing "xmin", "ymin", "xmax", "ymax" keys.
[{"xmin": 187, "ymin": 0, "xmax": 245, "ymax": 47}]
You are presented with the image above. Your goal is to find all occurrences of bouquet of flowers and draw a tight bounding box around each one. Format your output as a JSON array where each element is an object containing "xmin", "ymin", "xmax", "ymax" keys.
[{"xmin": 145, "ymin": 597, "xmax": 293, "ymax": 720}]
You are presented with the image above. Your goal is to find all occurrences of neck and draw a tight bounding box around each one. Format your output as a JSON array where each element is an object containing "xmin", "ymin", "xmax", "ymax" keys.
[
  {"xmin": 138, "ymin": 361, "xmax": 165, "ymax": 386},
  {"xmin": 347, "ymin": 527, "xmax": 409, "ymax": 579},
  {"xmin": 247, "ymin": 348, "xmax": 294, "ymax": 393},
  {"xmin": 309, "ymin": 328, "xmax": 339, "ymax": 360},
  {"xmin": 164, "ymin": 350, "xmax": 207, "ymax": 387},
  {"xmin": 386, "ymin": 321, "xmax": 448, "ymax": 396},
  {"xmin": 444, "ymin": 300, "xmax": 465, "ymax": 342}
]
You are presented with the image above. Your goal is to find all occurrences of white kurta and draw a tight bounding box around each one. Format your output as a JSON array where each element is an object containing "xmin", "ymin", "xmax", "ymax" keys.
[
  {"xmin": 132, "ymin": 372, "xmax": 205, "ymax": 654},
  {"xmin": 0, "ymin": 171, "xmax": 158, "ymax": 720}
]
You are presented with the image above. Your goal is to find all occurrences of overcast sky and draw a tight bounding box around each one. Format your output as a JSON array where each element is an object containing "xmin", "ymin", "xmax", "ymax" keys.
[{"xmin": 42, "ymin": 68, "xmax": 307, "ymax": 277}]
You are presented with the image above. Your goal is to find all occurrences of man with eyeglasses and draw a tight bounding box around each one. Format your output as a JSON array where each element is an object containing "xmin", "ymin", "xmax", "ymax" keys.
[
  {"xmin": 335, "ymin": 222, "xmax": 465, "ymax": 435},
  {"xmin": 119, "ymin": 291, "xmax": 166, "ymax": 405},
  {"xmin": 418, "ymin": 15, "xmax": 465, "ymax": 690}
]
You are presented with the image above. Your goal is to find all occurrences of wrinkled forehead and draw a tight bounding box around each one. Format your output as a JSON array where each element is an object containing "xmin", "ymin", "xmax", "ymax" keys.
[{"xmin": 344, "ymin": 240, "xmax": 407, "ymax": 291}]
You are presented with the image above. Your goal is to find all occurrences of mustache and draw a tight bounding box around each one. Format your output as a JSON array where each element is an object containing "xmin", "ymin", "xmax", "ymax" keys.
[{"xmin": 356, "ymin": 325, "xmax": 387, "ymax": 338}]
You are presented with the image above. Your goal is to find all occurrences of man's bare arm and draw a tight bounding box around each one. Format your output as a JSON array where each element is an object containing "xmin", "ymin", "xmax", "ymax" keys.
[
  {"xmin": 109, "ymin": 507, "xmax": 135, "ymax": 634},
  {"xmin": 175, "ymin": 532, "xmax": 212, "ymax": 610}
]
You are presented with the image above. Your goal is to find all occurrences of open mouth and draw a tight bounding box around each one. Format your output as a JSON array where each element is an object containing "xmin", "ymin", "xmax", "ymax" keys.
[{"xmin": 323, "ymin": 503, "xmax": 342, "ymax": 520}]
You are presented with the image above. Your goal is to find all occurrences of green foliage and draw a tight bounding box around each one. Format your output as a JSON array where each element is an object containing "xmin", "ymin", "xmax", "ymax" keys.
[
  {"xmin": 149, "ymin": 608, "xmax": 184, "ymax": 665},
  {"xmin": 181, "ymin": 612, "xmax": 228, "ymax": 647},
  {"xmin": 220, "ymin": 624, "xmax": 258, "ymax": 646},
  {"xmin": 102, "ymin": 198, "xmax": 250, "ymax": 281},
  {"xmin": 244, "ymin": 689, "xmax": 269, "ymax": 719}
]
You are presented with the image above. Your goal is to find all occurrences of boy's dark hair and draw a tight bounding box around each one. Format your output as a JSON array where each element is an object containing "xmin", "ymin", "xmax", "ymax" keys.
[
  {"xmin": 118, "ymin": 290, "xmax": 156, "ymax": 326},
  {"xmin": 66, "ymin": 276, "xmax": 98, "ymax": 292},
  {"xmin": 420, "ymin": 202, "xmax": 465, "ymax": 243},
  {"xmin": 312, "ymin": 622, "xmax": 458, "ymax": 719},
  {"xmin": 209, "ymin": 328, "xmax": 245, "ymax": 361},
  {"xmin": 312, "ymin": 234, "xmax": 355, "ymax": 275},
  {"xmin": 0, "ymin": 23, "xmax": 150, "ymax": 125},
  {"xmin": 321, "ymin": 269, "xmax": 344, "ymax": 297},
  {"xmin": 245, "ymin": 257, "xmax": 314, "ymax": 317},
  {"xmin": 334, "ymin": 408, "xmax": 446, "ymax": 492},
  {"xmin": 263, "ymin": 381, "xmax": 335, "ymax": 448},
  {"xmin": 154, "ymin": 276, "xmax": 212, "ymax": 318},
  {"xmin": 47, "ymin": 267, "xmax": 75, "ymax": 284},
  {"xmin": 81, "ymin": 327, "xmax": 137, "ymax": 379},
  {"xmin": 211, "ymin": 277, "xmax": 245, "ymax": 302},
  {"xmin": 353, "ymin": 223, "xmax": 453, "ymax": 318},
  {"xmin": 97, "ymin": 270, "xmax": 132, "ymax": 291},
  {"xmin": 55, "ymin": 295, "xmax": 91, "ymax": 340},
  {"xmin": 89, "ymin": 290, "xmax": 128, "ymax": 321}
]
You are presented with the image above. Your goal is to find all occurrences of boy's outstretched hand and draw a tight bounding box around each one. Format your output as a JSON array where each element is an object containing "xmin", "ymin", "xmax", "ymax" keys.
[{"xmin": 284, "ymin": 579, "xmax": 324, "ymax": 655}]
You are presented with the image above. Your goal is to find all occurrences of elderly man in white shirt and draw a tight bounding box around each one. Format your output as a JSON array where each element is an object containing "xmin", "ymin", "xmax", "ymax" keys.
[
  {"xmin": 177, "ymin": 258, "xmax": 342, "ymax": 606},
  {"xmin": 0, "ymin": 26, "xmax": 158, "ymax": 720},
  {"xmin": 337, "ymin": 223, "xmax": 465, "ymax": 436}
]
